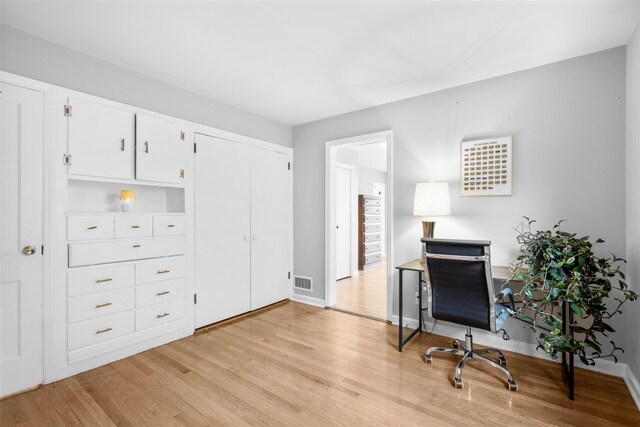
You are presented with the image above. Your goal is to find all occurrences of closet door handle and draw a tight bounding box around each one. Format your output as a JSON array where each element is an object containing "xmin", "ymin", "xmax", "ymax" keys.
[
  {"xmin": 145, "ymin": 141, "xmax": 149, "ymax": 153},
  {"xmin": 121, "ymin": 138, "xmax": 125, "ymax": 151}
]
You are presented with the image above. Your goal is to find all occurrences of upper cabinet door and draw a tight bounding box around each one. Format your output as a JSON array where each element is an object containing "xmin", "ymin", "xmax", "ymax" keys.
[
  {"xmin": 67, "ymin": 98, "xmax": 135, "ymax": 180},
  {"xmin": 136, "ymin": 114, "xmax": 187, "ymax": 184}
]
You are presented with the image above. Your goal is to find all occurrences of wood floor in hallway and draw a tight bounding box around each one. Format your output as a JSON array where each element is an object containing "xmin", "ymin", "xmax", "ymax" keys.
[
  {"xmin": 2, "ymin": 302, "xmax": 639, "ymax": 426},
  {"xmin": 334, "ymin": 258, "xmax": 387, "ymax": 319}
]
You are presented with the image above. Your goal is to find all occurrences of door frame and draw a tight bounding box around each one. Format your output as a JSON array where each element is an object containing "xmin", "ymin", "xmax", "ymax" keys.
[
  {"xmin": 335, "ymin": 162, "xmax": 357, "ymax": 279},
  {"xmin": 0, "ymin": 71, "xmax": 55, "ymax": 386},
  {"xmin": 324, "ymin": 130, "xmax": 393, "ymax": 320}
]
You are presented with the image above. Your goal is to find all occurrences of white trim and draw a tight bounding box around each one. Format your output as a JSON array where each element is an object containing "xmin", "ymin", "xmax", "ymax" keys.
[
  {"xmin": 324, "ymin": 130, "xmax": 394, "ymax": 320},
  {"xmin": 624, "ymin": 365, "xmax": 640, "ymax": 410},
  {"xmin": 290, "ymin": 294, "xmax": 326, "ymax": 308}
]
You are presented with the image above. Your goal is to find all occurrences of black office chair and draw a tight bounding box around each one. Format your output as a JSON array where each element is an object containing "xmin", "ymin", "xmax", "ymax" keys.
[{"xmin": 421, "ymin": 238, "xmax": 518, "ymax": 391}]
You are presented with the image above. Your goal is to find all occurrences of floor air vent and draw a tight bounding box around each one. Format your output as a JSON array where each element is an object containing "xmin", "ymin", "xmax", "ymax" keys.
[{"xmin": 294, "ymin": 275, "xmax": 313, "ymax": 291}]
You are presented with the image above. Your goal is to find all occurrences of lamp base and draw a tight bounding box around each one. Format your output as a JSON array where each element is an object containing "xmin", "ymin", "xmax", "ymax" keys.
[{"xmin": 421, "ymin": 221, "xmax": 435, "ymax": 264}]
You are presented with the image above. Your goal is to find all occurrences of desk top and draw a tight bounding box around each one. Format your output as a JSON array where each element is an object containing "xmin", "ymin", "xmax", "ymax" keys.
[{"xmin": 396, "ymin": 258, "xmax": 515, "ymax": 281}]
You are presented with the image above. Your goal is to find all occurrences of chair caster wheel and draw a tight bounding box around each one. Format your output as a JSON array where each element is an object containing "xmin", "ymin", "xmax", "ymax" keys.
[
  {"xmin": 452, "ymin": 341, "xmax": 459, "ymax": 349},
  {"xmin": 454, "ymin": 378, "xmax": 463, "ymax": 389},
  {"xmin": 425, "ymin": 355, "xmax": 432, "ymax": 364},
  {"xmin": 507, "ymin": 380, "xmax": 518, "ymax": 391},
  {"xmin": 499, "ymin": 357, "xmax": 508, "ymax": 367}
]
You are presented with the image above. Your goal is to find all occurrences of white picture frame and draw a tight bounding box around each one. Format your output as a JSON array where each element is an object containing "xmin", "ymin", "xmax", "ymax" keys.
[{"xmin": 461, "ymin": 136, "xmax": 512, "ymax": 197}]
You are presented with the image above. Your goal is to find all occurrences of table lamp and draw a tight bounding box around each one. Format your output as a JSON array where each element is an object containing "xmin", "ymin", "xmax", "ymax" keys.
[{"xmin": 413, "ymin": 182, "xmax": 451, "ymax": 253}]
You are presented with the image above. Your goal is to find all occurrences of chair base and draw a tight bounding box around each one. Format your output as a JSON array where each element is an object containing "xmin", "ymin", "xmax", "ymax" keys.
[{"xmin": 425, "ymin": 328, "xmax": 518, "ymax": 391}]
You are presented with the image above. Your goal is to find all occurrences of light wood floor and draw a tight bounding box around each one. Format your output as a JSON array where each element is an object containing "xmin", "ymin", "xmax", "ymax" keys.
[
  {"xmin": 2, "ymin": 302, "xmax": 639, "ymax": 426},
  {"xmin": 334, "ymin": 258, "xmax": 387, "ymax": 319}
]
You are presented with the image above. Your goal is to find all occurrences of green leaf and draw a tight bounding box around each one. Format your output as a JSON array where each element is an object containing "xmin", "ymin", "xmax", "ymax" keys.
[{"xmin": 570, "ymin": 303, "xmax": 584, "ymax": 318}]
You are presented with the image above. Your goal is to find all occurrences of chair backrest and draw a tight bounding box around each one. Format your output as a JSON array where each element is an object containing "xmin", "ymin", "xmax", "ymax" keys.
[{"xmin": 422, "ymin": 238, "xmax": 496, "ymax": 332}]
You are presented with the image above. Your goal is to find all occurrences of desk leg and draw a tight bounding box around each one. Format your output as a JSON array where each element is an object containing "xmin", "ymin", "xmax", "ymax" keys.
[
  {"xmin": 418, "ymin": 271, "xmax": 423, "ymax": 332},
  {"xmin": 398, "ymin": 269, "xmax": 403, "ymax": 352}
]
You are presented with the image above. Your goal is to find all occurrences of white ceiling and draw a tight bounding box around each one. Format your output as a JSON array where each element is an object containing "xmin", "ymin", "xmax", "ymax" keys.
[{"xmin": 2, "ymin": 1, "xmax": 640, "ymax": 126}]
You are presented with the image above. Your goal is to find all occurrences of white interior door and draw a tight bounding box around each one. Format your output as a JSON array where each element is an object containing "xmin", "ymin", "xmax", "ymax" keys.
[
  {"xmin": 372, "ymin": 181, "xmax": 386, "ymax": 256},
  {"xmin": 336, "ymin": 166, "xmax": 351, "ymax": 279},
  {"xmin": 250, "ymin": 146, "xmax": 290, "ymax": 310},
  {"xmin": 67, "ymin": 97, "xmax": 135, "ymax": 180},
  {"xmin": 136, "ymin": 114, "xmax": 186, "ymax": 184},
  {"xmin": 194, "ymin": 134, "xmax": 251, "ymax": 328},
  {"xmin": 1, "ymin": 82, "xmax": 44, "ymax": 397}
]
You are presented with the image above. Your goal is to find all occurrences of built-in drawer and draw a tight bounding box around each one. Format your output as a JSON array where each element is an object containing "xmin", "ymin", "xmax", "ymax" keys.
[
  {"xmin": 363, "ymin": 206, "xmax": 381, "ymax": 215},
  {"xmin": 136, "ymin": 256, "xmax": 185, "ymax": 285},
  {"xmin": 153, "ymin": 215, "xmax": 185, "ymax": 237},
  {"xmin": 67, "ymin": 311, "xmax": 134, "ymax": 350},
  {"xmin": 68, "ymin": 237, "xmax": 185, "ymax": 267},
  {"xmin": 363, "ymin": 233, "xmax": 381, "ymax": 243},
  {"xmin": 364, "ymin": 253, "xmax": 381, "ymax": 265},
  {"xmin": 364, "ymin": 198, "xmax": 381, "ymax": 207},
  {"xmin": 68, "ymin": 288, "xmax": 134, "ymax": 323},
  {"xmin": 135, "ymin": 299, "xmax": 185, "ymax": 332},
  {"xmin": 67, "ymin": 216, "xmax": 114, "ymax": 241},
  {"xmin": 67, "ymin": 265, "xmax": 135, "ymax": 296},
  {"xmin": 115, "ymin": 215, "xmax": 152, "ymax": 239},
  {"xmin": 363, "ymin": 241, "xmax": 381, "ymax": 255},
  {"xmin": 364, "ymin": 223, "xmax": 381, "ymax": 234},
  {"xmin": 135, "ymin": 278, "xmax": 185, "ymax": 308}
]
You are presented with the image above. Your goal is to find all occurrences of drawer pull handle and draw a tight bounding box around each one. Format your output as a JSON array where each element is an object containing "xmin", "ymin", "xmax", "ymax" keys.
[
  {"xmin": 157, "ymin": 312, "xmax": 170, "ymax": 318},
  {"xmin": 131, "ymin": 225, "xmax": 140, "ymax": 229},
  {"xmin": 96, "ymin": 327, "xmax": 112, "ymax": 334},
  {"xmin": 87, "ymin": 226, "xmax": 98, "ymax": 230},
  {"xmin": 121, "ymin": 138, "xmax": 125, "ymax": 151},
  {"xmin": 95, "ymin": 278, "xmax": 112, "ymax": 283},
  {"xmin": 145, "ymin": 141, "xmax": 149, "ymax": 153},
  {"xmin": 157, "ymin": 269, "xmax": 170, "ymax": 274},
  {"xmin": 133, "ymin": 244, "xmax": 141, "ymax": 248},
  {"xmin": 167, "ymin": 224, "xmax": 175, "ymax": 228},
  {"xmin": 156, "ymin": 291, "xmax": 170, "ymax": 296},
  {"xmin": 95, "ymin": 302, "xmax": 112, "ymax": 309}
]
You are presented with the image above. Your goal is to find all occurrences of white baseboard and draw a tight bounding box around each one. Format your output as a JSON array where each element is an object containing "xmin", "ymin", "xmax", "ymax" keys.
[
  {"xmin": 290, "ymin": 293, "xmax": 326, "ymax": 308},
  {"xmin": 391, "ymin": 314, "xmax": 639, "ymax": 409},
  {"xmin": 624, "ymin": 365, "xmax": 640, "ymax": 409}
]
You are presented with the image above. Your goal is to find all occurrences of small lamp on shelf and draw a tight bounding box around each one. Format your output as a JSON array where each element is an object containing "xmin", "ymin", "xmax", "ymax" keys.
[
  {"xmin": 120, "ymin": 189, "xmax": 135, "ymax": 212},
  {"xmin": 413, "ymin": 182, "xmax": 451, "ymax": 261}
]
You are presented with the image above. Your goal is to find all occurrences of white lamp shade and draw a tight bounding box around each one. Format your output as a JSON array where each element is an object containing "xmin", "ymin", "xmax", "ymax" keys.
[{"xmin": 413, "ymin": 182, "xmax": 451, "ymax": 217}]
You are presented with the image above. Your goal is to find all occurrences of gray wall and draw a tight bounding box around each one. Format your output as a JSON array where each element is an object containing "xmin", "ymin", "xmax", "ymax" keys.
[
  {"xmin": 357, "ymin": 166, "xmax": 386, "ymax": 197},
  {"xmin": 626, "ymin": 23, "xmax": 640, "ymax": 380},
  {"xmin": 293, "ymin": 47, "xmax": 627, "ymax": 349},
  {"xmin": 0, "ymin": 24, "xmax": 292, "ymax": 147}
]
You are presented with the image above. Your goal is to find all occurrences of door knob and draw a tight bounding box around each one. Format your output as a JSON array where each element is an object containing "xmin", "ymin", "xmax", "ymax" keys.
[
  {"xmin": 243, "ymin": 236, "xmax": 248, "ymax": 241},
  {"xmin": 252, "ymin": 235, "xmax": 257, "ymax": 240},
  {"xmin": 22, "ymin": 245, "xmax": 37, "ymax": 256}
]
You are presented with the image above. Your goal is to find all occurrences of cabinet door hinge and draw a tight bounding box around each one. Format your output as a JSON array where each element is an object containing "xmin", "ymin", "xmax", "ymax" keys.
[
  {"xmin": 194, "ymin": 294, "xmax": 197, "ymax": 304},
  {"xmin": 180, "ymin": 131, "xmax": 185, "ymax": 141},
  {"xmin": 63, "ymin": 104, "xmax": 72, "ymax": 117},
  {"xmin": 288, "ymin": 161, "xmax": 291, "ymax": 170},
  {"xmin": 179, "ymin": 169, "xmax": 185, "ymax": 178},
  {"xmin": 194, "ymin": 143, "xmax": 197, "ymax": 154},
  {"xmin": 63, "ymin": 154, "xmax": 72, "ymax": 165}
]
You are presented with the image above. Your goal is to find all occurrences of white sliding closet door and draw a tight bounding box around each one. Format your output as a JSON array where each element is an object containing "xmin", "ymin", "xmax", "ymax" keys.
[
  {"xmin": 250, "ymin": 146, "xmax": 290, "ymax": 310},
  {"xmin": 194, "ymin": 134, "xmax": 251, "ymax": 328}
]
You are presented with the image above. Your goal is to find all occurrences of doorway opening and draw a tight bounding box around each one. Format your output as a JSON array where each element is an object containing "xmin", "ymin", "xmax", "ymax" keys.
[{"xmin": 325, "ymin": 131, "xmax": 393, "ymax": 322}]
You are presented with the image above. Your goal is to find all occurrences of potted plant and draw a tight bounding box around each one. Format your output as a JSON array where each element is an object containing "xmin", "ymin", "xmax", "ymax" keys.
[{"xmin": 512, "ymin": 218, "xmax": 637, "ymax": 365}]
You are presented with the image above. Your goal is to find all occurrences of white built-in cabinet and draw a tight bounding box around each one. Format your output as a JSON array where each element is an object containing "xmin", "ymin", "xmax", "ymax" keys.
[
  {"xmin": 67, "ymin": 98, "xmax": 135, "ymax": 180},
  {"xmin": 65, "ymin": 99, "xmax": 186, "ymax": 185},
  {"xmin": 194, "ymin": 134, "xmax": 291, "ymax": 328}
]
